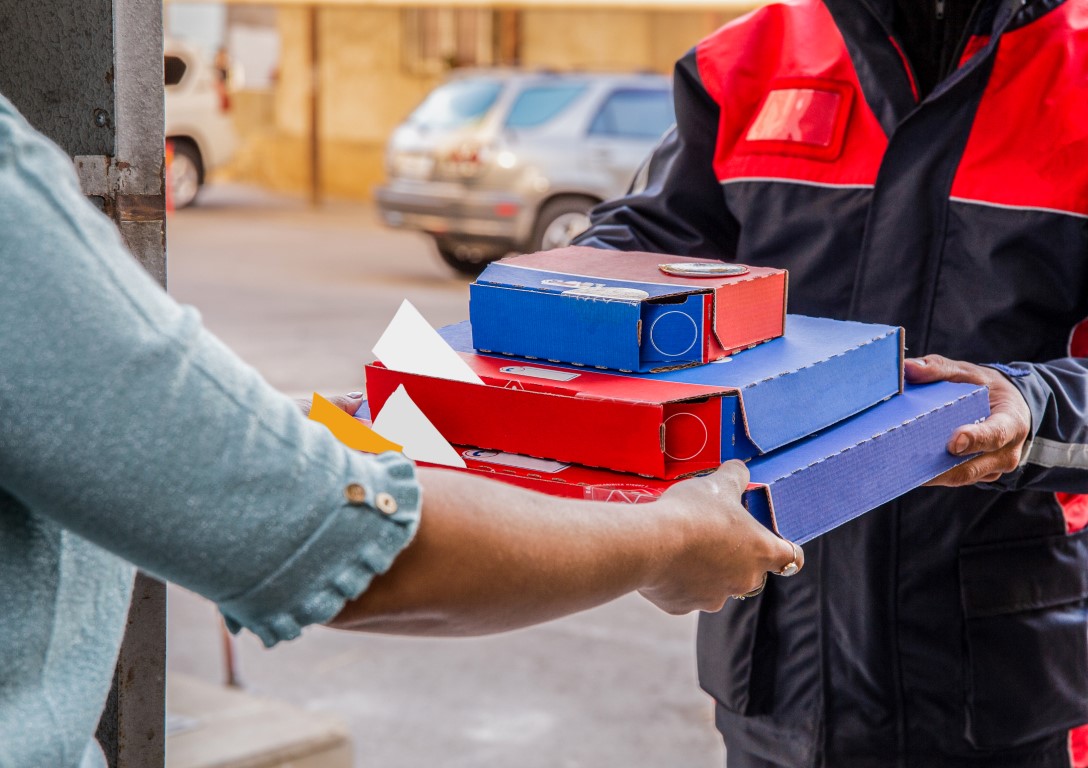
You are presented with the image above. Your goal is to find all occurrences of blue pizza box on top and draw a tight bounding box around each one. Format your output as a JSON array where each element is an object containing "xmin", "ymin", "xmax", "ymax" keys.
[{"xmin": 468, "ymin": 247, "xmax": 788, "ymax": 373}]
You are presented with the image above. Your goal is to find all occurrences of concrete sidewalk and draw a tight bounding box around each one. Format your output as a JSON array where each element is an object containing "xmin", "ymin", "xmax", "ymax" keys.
[{"xmin": 167, "ymin": 673, "xmax": 352, "ymax": 768}]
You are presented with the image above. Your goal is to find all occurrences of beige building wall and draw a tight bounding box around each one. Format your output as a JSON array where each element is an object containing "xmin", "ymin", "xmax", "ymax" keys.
[
  {"xmin": 519, "ymin": 10, "xmax": 731, "ymax": 73},
  {"xmin": 227, "ymin": 6, "xmax": 442, "ymax": 198},
  {"xmin": 225, "ymin": 6, "xmax": 744, "ymax": 201}
]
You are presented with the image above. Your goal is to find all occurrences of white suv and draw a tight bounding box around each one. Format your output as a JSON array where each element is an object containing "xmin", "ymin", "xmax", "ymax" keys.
[{"xmin": 164, "ymin": 40, "xmax": 237, "ymax": 209}]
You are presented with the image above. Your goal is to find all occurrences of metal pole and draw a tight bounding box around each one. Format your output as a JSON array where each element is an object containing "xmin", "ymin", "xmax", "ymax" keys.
[
  {"xmin": 221, "ymin": 617, "xmax": 242, "ymax": 688},
  {"xmin": 95, "ymin": 0, "xmax": 168, "ymax": 764},
  {"xmin": 96, "ymin": 574, "xmax": 167, "ymax": 768},
  {"xmin": 0, "ymin": 1, "xmax": 166, "ymax": 766}
]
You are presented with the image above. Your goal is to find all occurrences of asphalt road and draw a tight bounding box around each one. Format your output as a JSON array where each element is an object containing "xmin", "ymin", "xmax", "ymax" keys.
[{"xmin": 165, "ymin": 184, "xmax": 725, "ymax": 768}]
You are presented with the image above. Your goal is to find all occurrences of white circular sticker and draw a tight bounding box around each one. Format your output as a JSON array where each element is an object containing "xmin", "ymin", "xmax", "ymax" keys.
[{"xmin": 563, "ymin": 287, "xmax": 650, "ymax": 300}]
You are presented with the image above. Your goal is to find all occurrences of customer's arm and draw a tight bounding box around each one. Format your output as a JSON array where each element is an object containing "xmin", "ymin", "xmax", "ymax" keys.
[
  {"xmin": 333, "ymin": 461, "xmax": 796, "ymax": 636},
  {"xmin": 0, "ymin": 95, "xmax": 797, "ymax": 646},
  {"xmin": 0, "ymin": 96, "xmax": 425, "ymax": 647}
]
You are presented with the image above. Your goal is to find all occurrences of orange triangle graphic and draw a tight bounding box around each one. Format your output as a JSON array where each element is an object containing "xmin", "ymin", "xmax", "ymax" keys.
[{"xmin": 309, "ymin": 392, "xmax": 403, "ymax": 454}]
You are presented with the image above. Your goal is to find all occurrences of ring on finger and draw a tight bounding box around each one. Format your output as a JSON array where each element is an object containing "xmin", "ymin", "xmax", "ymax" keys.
[
  {"xmin": 773, "ymin": 542, "xmax": 801, "ymax": 578},
  {"xmin": 732, "ymin": 572, "xmax": 768, "ymax": 600}
]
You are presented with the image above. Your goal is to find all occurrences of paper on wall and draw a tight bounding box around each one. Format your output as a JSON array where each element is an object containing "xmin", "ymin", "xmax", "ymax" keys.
[
  {"xmin": 372, "ymin": 385, "xmax": 467, "ymax": 468},
  {"xmin": 372, "ymin": 300, "xmax": 484, "ymax": 385}
]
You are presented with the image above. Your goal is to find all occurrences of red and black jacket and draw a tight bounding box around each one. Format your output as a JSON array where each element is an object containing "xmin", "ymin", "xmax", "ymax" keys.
[{"xmin": 576, "ymin": 0, "xmax": 1088, "ymax": 765}]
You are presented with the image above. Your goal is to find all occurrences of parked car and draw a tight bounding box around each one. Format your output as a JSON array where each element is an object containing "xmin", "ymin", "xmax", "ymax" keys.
[
  {"xmin": 164, "ymin": 39, "xmax": 238, "ymax": 209},
  {"xmin": 376, "ymin": 70, "xmax": 674, "ymax": 274}
]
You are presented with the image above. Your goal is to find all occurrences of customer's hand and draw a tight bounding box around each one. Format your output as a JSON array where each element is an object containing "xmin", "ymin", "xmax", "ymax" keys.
[
  {"xmin": 295, "ymin": 391, "xmax": 364, "ymax": 418},
  {"xmin": 640, "ymin": 460, "xmax": 803, "ymax": 615},
  {"xmin": 905, "ymin": 355, "xmax": 1032, "ymax": 486}
]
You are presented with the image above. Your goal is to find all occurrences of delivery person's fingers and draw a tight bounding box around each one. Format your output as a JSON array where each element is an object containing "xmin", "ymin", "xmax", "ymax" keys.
[
  {"xmin": 926, "ymin": 444, "xmax": 1023, "ymax": 486},
  {"xmin": 947, "ymin": 409, "xmax": 1025, "ymax": 457},
  {"xmin": 904, "ymin": 355, "xmax": 1031, "ymax": 487},
  {"xmin": 904, "ymin": 354, "xmax": 987, "ymax": 385},
  {"xmin": 944, "ymin": 376, "xmax": 1030, "ymax": 475}
]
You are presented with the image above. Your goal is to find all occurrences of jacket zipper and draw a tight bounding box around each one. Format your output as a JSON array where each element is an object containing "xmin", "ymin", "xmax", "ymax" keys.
[
  {"xmin": 945, "ymin": 0, "xmax": 987, "ymax": 82},
  {"xmin": 856, "ymin": 0, "xmax": 924, "ymax": 104},
  {"xmin": 936, "ymin": 0, "xmax": 946, "ymax": 19}
]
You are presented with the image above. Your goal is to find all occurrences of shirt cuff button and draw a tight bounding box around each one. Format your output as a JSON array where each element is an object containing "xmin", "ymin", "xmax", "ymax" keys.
[
  {"xmin": 344, "ymin": 483, "xmax": 368, "ymax": 505},
  {"xmin": 375, "ymin": 492, "xmax": 399, "ymax": 515}
]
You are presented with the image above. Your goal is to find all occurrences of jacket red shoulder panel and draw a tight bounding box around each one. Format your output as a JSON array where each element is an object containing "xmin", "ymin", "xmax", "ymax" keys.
[
  {"xmin": 952, "ymin": 2, "xmax": 1088, "ymax": 217},
  {"xmin": 695, "ymin": 0, "xmax": 887, "ymax": 187}
]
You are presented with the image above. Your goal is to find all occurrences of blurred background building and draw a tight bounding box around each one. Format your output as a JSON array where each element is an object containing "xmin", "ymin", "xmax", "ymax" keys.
[{"xmin": 164, "ymin": 0, "xmax": 756, "ymax": 202}]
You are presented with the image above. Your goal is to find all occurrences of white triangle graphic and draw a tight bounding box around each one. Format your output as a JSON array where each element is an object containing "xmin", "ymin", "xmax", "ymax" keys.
[
  {"xmin": 372, "ymin": 385, "xmax": 466, "ymax": 469},
  {"xmin": 372, "ymin": 299, "xmax": 483, "ymax": 385}
]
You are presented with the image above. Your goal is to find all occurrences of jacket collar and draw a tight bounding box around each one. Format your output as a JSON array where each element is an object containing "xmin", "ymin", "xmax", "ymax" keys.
[{"xmin": 821, "ymin": 0, "xmax": 1047, "ymax": 133}]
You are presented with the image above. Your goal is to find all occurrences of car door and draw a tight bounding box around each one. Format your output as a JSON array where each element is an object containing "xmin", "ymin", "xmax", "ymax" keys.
[{"xmin": 583, "ymin": 85, "xmax": 675, "ymax": 195}]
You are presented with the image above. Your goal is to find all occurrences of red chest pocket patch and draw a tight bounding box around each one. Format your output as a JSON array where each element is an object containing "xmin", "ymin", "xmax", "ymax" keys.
[{"xmin": 739, "ymin": 79, "xmax": 854, "ymax": 162}]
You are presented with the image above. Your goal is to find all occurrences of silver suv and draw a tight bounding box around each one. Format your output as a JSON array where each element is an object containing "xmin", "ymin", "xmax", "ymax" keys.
[{"xmin": 375, "ymin": 70, "xmax": 673, "ymax": 274}]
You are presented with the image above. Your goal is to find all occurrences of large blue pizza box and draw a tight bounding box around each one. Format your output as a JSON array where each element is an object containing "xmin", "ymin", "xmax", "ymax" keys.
[{"xmin": 397, "ymin": 381, "xmax": 990, "ymax": 545}]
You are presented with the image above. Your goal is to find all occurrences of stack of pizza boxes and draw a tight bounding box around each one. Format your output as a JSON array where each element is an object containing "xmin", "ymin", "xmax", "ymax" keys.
[{"xmin": 364, "ymin": 247, "xmax": 988, "ymax": 544}]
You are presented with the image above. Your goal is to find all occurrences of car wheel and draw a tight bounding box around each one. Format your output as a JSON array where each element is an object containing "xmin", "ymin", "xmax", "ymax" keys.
[
  {"xmin": 530, "ymin": 197, "xmax": 595, "ymax": 252},
  {"xmin": 169, "ymin": 141, "xmax": 203, "ymax": 209},
  {"xmin": 434, "ymin": 237, "xmax": 508, "ymax": 276}
]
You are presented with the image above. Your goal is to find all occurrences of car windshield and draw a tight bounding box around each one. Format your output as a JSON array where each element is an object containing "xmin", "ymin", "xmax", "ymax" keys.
[
  {"xmin": 407, "ymin": 78, "xmax": 503, "ymax": 130},
  {"xmin": 589, "ymin": 89, "xmax": 674, "ymax": 139},
  {"xmin": 504, "ymin": 84, "xmax": 587, "ymax": 129}
]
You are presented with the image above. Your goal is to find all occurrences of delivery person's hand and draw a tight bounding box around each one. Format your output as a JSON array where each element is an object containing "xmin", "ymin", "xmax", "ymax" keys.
[
  {"xmin": 905, "ymin": 355, "xmax": 1032, "ymax": 486},
  {"xmin": 640, "ymin": 460, "xmax": 804, "ymax": 614}
]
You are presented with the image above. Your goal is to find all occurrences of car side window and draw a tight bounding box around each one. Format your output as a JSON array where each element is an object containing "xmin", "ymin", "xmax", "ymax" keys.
[
  {"xmin": 588, "ymin": 89, "xmax": 674, "ymax": 139},
  {"xmin": 164, "ymin": 55, "xmax": 187, "ymax": 87},
  {"xmin": 504, "ymin": 84, "xmax": 587, "ymax": 129}
]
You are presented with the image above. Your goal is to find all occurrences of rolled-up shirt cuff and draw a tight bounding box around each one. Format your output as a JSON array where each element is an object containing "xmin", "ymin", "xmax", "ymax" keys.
[{"xmin": 218, "ymin": 450, "xmax": 421, "ymax": 647}]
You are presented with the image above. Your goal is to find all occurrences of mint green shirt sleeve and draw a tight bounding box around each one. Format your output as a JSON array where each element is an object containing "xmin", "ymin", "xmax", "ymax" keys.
[{"xmin": 0, "ymin": 96, "xmax": 421, "ymax": 648}]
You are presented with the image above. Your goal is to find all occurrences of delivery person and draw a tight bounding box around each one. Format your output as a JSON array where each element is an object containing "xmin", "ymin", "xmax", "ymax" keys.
[
  {"xmin": 0, "ymin": 91, "xmax": 804, "ymax": 767},
  {"xmin": 574, "ymin": 0, "xmax": 1088, "ymax": 765}
]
